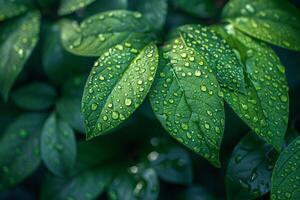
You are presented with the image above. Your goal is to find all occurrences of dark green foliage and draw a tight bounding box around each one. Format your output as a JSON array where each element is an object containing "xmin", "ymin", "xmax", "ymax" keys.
[{"xmin": 1, "ymin": 0, "xmax": 300, "ymax": 199}]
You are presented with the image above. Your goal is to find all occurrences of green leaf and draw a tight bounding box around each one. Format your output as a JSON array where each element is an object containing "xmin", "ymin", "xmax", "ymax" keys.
[
  {"xmin": 82, "ymin": 42, "xmax": 158, "ymax": 139},
  {"xmin": 58, "ymin": 0, "xmax": 96, "ymax": 16},
  {"xmin": 271, "ymin": 137, "xmax": 300, "ymax": 200},
  {"xmin": 150, "ymin": 25, "xmax": 242, "ymax": 167},
  {"xmin": 178, "ymin": 185, "xmax": 216, "ymax": 200},
  {"xmin": 108, "ymin": 165, "xmax": 159, "ymax": 200},
  {"xmin": 0, "ymin": 11, "xmax": 40, "ymax": 100},
  {"xmin": 222, "ymin": 0, "xmax": 300, "ymax": 51},
  {"xmin": 42, "ymin": 22, "xmax": 91, "ymax": 84},
  {"xmin": 41, "ymin": 168, "xmax": 113, "ymax": 200},
  {"xmin": 171, "ymin": 0, "xmax": 217, "ymax": 18},
  {"xmin": 226, "ymin": 133, "xmax": 277, "ymax": 200},
  {"xmin": 133, "ymin": 0, "xmax": 168, "ymax": 30},
  {"xmin": 0, "ymin": 113, "xmax": 47, "ymax": 192},
  {"xmin": 60, "ymin": 10, "xmax": 154, "ymax": 57},
  {"xmin": 213, "ymin": 25, "xmax": 289, "ymax": 151},
  {"xmin": 148, "ymin": 143, "xmax": 193, "ymax": 184},
  {"xmin": 12, "ymin": 82, "xmax": 57, "ymax": 111},
  {"xmin": 0, "ymin": 0, "xmax": 33, "ymax": 21},
  {"xmin": 41, "ymin": 113, "xmax": 76, "ymax": 177},
  {"xmin": 56, "ymin": 76, "xmax": 86, "ymax": 133}
]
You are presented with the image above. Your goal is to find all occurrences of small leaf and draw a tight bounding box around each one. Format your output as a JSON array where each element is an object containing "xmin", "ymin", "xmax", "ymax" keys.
[
  {"xmin": 150, "ymin": 25, "xmax": 235, "ymax": 167},
  {"xmin": 60, "ymin": 10, "xmax": 154, "ymax": 57},
  {"xmin": 12, "ymin": 82, "xmax": 57, "ymax": 111},
  {"xmin": 222, "ymin": 0, "xmax": 300, "ymax": 51},
  {"xmin": 41, "ymin": 168, "xmax": 113, "ymax": 200},
  {"xmin": 108, "ymin": 165, "xmax": 159, "ymax": 200},
  {"xmin": 0, "ymin": 113, "xmax": 47, "ymax": 192},
  {"xmin": 178, "ymin": 185, "xmax": 216, "ymax": 200},
  {"xmin": 226, "ymin": 133, "xmax": 277, "ymax": 200},
  {"xmin": 171, "ymin": 0, "xmax": 217, "ymax": 18},
  {"xmin": 0, "ymin": 0, "xmax": 33, "ymax": 21},
  {"xmin": 213, "ymin": 25, "xmax": 289, "ymax": 151},
  {"xmin": 0, "ymin": 11, "xmax": 40, "ymax": 100},
  {"xmin": 58, "ymin": 0, "xmax": 96, "ymax": 16},
  {"xmin": 148, "ymin": 143, "xmax": 193, "ymax": 184},
  {"xmin": 133, "ymin": 0, "xmax": 168, "ymax": 30},
  {"xmin": 41, "ymin": 113, "xmax": 77, "ymax": 177},
  {"xmin": 82, "ymin": 42, "xmax": 158, "ymax": 139},
  {"xmin": 271, "ymin": 137, "xmax": 300, "ymax": 200},
  {"xmin": 42, "ymin": 22, "xmax": 91, "ymax": 84}
]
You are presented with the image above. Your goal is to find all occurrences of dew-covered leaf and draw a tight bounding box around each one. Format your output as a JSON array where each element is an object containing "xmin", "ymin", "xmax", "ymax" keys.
[
  {"xmin": 150, "ymin": 25, "xmax": 231, "ymax": 167},
  {"xmin": 56, "ymin": 76, "xmax": 86, "ymax": 133},
  {"xmin": 0, "ymin": 11, "xmax": 40, "ymax": 100},
  {"xmin": 213, "ymin": 25, "xmax": 289, "ymax": 151},
  {"xmin": 147, "ymin": 142, "xmax": 193, "ymax": 184},
  {"xmin": 60, "ymin": 10, "xmax": 154, "ymax": 57},
  {"xmin": 0, "ymin": 0, "xmax": 33, "ymax": 21},
  {"xmin": 133, "ymin": 0, "xmax": 168, "ymax": 30},
  {"xmin": 0, "ymin": 113, "xmax": 47, "ymax": 192},
  {"xmin": 226, "ymin": 133, "xmax": 277, "ymax": 200},
  {"xmin": 222, "ymin": 0, "xmax": 300, "ymax": 51},
  {"xmin": 108, "ymin": 165, "xmax": 159, "ymax": 200},
  {"xmin": 82, "ymin": 42, "xmax": 158, "ymax": 139},
  {"xmin": 41, "ymin": 113, "xmax": 76, "ymax": 177},
  {"xmin": 41, "ymin": 168, "xmax": 113, "ymax": 200},
  {"xmin": 171, "ymin": 0, "xmax": 217, "ymax": 18},
  {"xmin": 12, "ymin": 82, "xmax": 57, "ymax": 111},
  {"xmin": 42, "ymin": 22, "xmax": 92, "ymax": 84},
  {"xmin": 58, "ymin": 0, "xmax": 96, "ymax": 16},
  {"xmin": 271, "ymin": 137, "xmax": 300, "ymax": 200}
]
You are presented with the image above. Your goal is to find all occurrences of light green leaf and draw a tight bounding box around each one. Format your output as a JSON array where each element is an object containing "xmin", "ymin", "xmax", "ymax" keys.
[
  {"xmin": 150, "ymin": 24, "xmax": 245, "ymax": 167},
  {"xmin": 41, "ymin": 113, "xmax": 76, "ymax": 177},
  {"xmin": 222, "ymin": 0, "xmax": 300, "ymax": 51},
  {"xmin": 226, "ymin": 133, "xmax": 277, "ymax": 200},
  {"xmin": 171, "ymin": 0, "xmax": 217, "ymax": 18},
  {"xmin": 58, "ymin": 0, "xmax": 96, "ymax": 16},
  {"xmin": 134, "ymin": 0, "xmax": 168, "ymax": 30},
  {"xmin": 41, "ymin": 168, "xmax": 113, "ymax": 200},
  {"xmin": 12, "ymin": 82, "xmax": 57, "ymax": 111},
  {"xmin": 271, "ymin": 137, "xmax": 300, "ymax": 200},
  {"xmin": 0, "ymin": 0, "xmax": 33, "ymax": 21},
  {"xmin": 108, "ymin": 165, "xmax": 159, "ymax": 200},
  {"xmin": 0, "ymin": 11, "xmax": 40, "ymax": 100},
  {"xmin": 60, "ymin": 10, "xmax": 154, "ymax": 57},
  {"xmin": 82, "ymin": 42, "xmax": 158, "ymax": 139},
  {"xmin": 0, "ymin": 113, "xmax": 47, "ymax": 192},
  {"xmin": 213, "ymin": 25, "xmax": 289, "ymax": 151}
]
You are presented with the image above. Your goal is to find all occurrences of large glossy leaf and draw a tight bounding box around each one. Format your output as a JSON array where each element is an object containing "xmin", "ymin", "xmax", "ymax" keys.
[
  {"xmin": 0, "ymin": 11, "xmax": 40, "ymax": 100},
  {"xmin": 222, "ymin": 0, "xmax": 300, "ymax": 51},
  {"xmin": 42, "ymin": 22, "xmax": 91, "ymax": 84},
  {"xmin": 60, "ymin": 10, "xmax": 154, "ymax": 57},
  {"xmin": 150, "ymin": 24, "xmax": 245, "ymax": 166},
  {"xmin": 82, "ymin": 42, "xmax": 158, "ymax": 139},
  {"xmin": 108, "ymin": 165, "xmax": 159, "ymax": 200},
  {"xmin": 171, "ymin": 0, "xmax": 217, "ymax": 18},
  {"xmin": 271, "ymin": 137, "xmax": 300, "ymax": 200},
  {"xmin": 58, "ymin": 0, "xmax": 96, "ymax": 15},
  {"xmin": 56, "ymin": 76, "xmax": 86, "ymax": 133},
  {"xmin": 0, "ymin": 113, "xmax": 47, "ymax": 191},
  {"xmin": 12, "ymin": 82, "xmax": 57, "ymax": 111},
  {"xmin": 0, "ymin": 0, "xmax": 33, "ymax": 21},
  {"xmin": 226, "ymin": 133, "xmax": 277, "ymax": 200},
  {"xmin": 148, "ymin": 142, "xmax": 193, "ymax": 184},
  {"xmin": 41, "ymin": 168, "xmax": 113, "ymax": 200},
  {"xmin": 213, "ymin": 25, "xmax": 289, "ymax": 151},
  {"xmin": 133, "ymin": 0, "xmax": 168, "ymax": 30},
  {"xmin": 41, "ymin": 113, "xmax": 76, "ymax": 177}
]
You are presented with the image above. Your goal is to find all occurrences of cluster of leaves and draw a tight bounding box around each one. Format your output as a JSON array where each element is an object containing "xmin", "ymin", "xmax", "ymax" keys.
[{"xmin": 1, "ymin": 0, "xmax": 300, "ymax": 199}]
